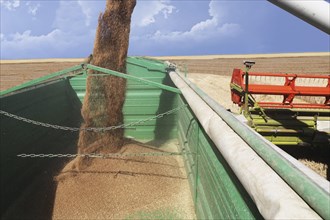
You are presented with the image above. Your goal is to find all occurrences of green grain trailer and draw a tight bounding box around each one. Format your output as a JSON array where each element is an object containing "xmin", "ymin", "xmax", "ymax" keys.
[{"xmin": 1, "ymin": 57, "xmax": 329, "ymax": 219}]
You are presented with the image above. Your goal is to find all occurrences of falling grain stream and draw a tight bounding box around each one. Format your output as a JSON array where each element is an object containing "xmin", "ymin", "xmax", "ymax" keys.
[{"xmin": 53, "ymin": 0, "xmax": 196, "ymax": 219}]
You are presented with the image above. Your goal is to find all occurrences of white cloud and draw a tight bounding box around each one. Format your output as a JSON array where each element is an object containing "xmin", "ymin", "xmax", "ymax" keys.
[
  {"xmin": 26, "ymin": 2, "xmax": 41, "ymax": 16},
  {"xmin": 0, "ymin": 33, "xmax": 5, "ymax": 42},
  {"xmin": 149, "ymin": 0, "xmax": 240, "ymax": 42},
  {"xmin": 4, "ymin": 29, "xmax": 65, "ymax": 48},
  {"xmin": 1, "ymin": 0, "xmax": 20, "ymax": 10},
  {"xmin": 1, "ymin": 28, "xmax": 96, "ymax": 59},
  {"xmin": 209, "ymin": 0, "xmax": 224, "ymax": 21},
  {"xmin": 77, "ymin": 1, "xmax": 93, "ymax": 26},
  {"xmin": 1, "ymin": 0, "xmax": 99, "ymax": 58},
  {"xmin": 53, "ymin": 1, "xmax": 93, "ymax": 34},
  {"xmin": 132, "ymin": 0, "xmax": 175, "ymax": 27},
  {"xmin": 54, "ymin": 1, "xmax": 104, "ymax": 31}
]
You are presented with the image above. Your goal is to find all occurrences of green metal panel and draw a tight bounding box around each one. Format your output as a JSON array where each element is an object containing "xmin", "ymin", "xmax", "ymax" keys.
[
  {"xmin": 0, "ymin": 57, "xmax": 178, "ymax": 217},
  {"xmin": 177, "ymin": 96, "xmax": 262, "ymax": 219},
  {"xmin": 69, "ymin": 57, "xmax": 178, "ymax": 141},
  {"xmin": 0, "ymin": 79, "xmax": 82, "ymax": 216}
]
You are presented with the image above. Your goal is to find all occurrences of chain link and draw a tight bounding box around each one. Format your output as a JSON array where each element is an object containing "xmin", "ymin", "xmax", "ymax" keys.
[
  {"xmin": 0, "ymin": 104, "xmax": 187, "ymax": 132},
  {"xmin": 17, "ymin": 151, "xmax": 194, "ymax": 158}
]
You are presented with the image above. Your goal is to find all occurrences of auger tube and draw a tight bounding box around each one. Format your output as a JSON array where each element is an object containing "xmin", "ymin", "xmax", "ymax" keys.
[
  {"xmin": 169, "ymin": 70, "xmax": 330, "ymax": 219},
  {"xmin": 268, "ymin": 0, "xmax": 330, "ymax": 34}
]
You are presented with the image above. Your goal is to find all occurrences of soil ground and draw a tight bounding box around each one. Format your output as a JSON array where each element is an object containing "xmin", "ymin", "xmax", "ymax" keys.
[{"xmin": 1, "ymin": 53, "xmax": 329, "ymax": 91}]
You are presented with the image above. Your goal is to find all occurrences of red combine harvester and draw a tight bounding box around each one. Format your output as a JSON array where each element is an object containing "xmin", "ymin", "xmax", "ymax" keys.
[{"xmin": 230, "ymin": 61, "xmax": 330, "ymax": 146}]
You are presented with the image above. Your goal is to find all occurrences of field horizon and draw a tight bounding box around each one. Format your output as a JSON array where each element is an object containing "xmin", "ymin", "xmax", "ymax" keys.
[{"xmin": 1, "ymin": 52, "xmax": 329, "ymax": 64}]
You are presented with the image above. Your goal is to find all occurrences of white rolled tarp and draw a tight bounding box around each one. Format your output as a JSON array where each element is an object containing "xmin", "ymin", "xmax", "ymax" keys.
[{"xmin": 170, "ymin": 71, "xmax": 321, "ymax": 219}]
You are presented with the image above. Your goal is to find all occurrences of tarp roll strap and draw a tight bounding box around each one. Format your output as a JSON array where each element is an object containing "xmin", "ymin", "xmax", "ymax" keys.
[{"xmin": 169, "ymin": 71, "xmax": 324, "ymax": 219}]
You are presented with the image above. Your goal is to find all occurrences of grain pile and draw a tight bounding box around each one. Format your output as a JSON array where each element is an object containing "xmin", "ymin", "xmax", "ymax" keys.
[
  {"xmin": 53, "ymin": 142, "xmax": 196, "ymax": 219},
  {"xmin": 77, "ymin": 0, "xmax": 136, "ymax": 169}
]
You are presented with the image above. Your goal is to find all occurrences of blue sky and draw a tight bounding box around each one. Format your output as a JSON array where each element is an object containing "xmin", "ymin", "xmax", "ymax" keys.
[{"xmin": 1, "ymin": 0, "xmax": 329, "ymax": 59}]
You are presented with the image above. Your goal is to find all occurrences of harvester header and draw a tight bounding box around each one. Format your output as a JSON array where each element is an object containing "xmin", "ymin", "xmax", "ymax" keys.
[
  {"xmin": 231, "ymin": 69, "xmax": 330, "ymax": 109},
  {"xmin": 230, "ymin": 63, "xmax": 330, "ymax": 146}
]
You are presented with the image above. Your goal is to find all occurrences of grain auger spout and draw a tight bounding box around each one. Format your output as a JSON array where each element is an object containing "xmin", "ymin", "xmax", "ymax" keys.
[{"xmin": 230, "ymin": 61, "xmax": 330, "ymax": 146}]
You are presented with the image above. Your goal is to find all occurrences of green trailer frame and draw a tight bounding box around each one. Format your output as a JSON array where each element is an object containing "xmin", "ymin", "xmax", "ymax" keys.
[
  {"xmin": 0, "ymin": 57, "xmax": 262, "ymax": 219},
  {"xmin": 1, "ymin": 57, "xmax": 329, "ymax": 219}
]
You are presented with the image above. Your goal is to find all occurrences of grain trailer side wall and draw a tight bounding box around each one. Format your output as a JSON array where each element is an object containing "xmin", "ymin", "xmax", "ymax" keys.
[
  {"xmin": 69, "ymin": 57, "xmax": 178, "ymax": 142},
  {"xmin": 176, "ymin": 96, "xmax": 262, "ymax": 219},
  {"xmin": 0, "ymin": 79, "xmax": 82, "ymax": 215}
]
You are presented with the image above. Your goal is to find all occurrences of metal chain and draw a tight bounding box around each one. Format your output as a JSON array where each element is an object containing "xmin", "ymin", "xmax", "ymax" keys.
[
  {"xmin": 17, "ymin": 151, "xmax": 194, "ymax": 158},
  {"xmin": 0, "ymin": 104, "xmax": 187, "ymax": 132}
]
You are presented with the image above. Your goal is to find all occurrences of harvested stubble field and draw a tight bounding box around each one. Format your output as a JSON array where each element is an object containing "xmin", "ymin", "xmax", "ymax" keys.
[
  {"xmin": 1, "ymin": 52, "xmax": 329, "ymax": 91},
  {"xmin": 0, "ymin": 53, "xmax": 329, "ymax": 218}
]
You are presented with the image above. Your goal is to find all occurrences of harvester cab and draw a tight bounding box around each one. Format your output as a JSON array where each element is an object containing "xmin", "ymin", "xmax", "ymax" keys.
[{"xmin": 230, "ymin": 62, "xmax": 330, "ymax": 147}]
